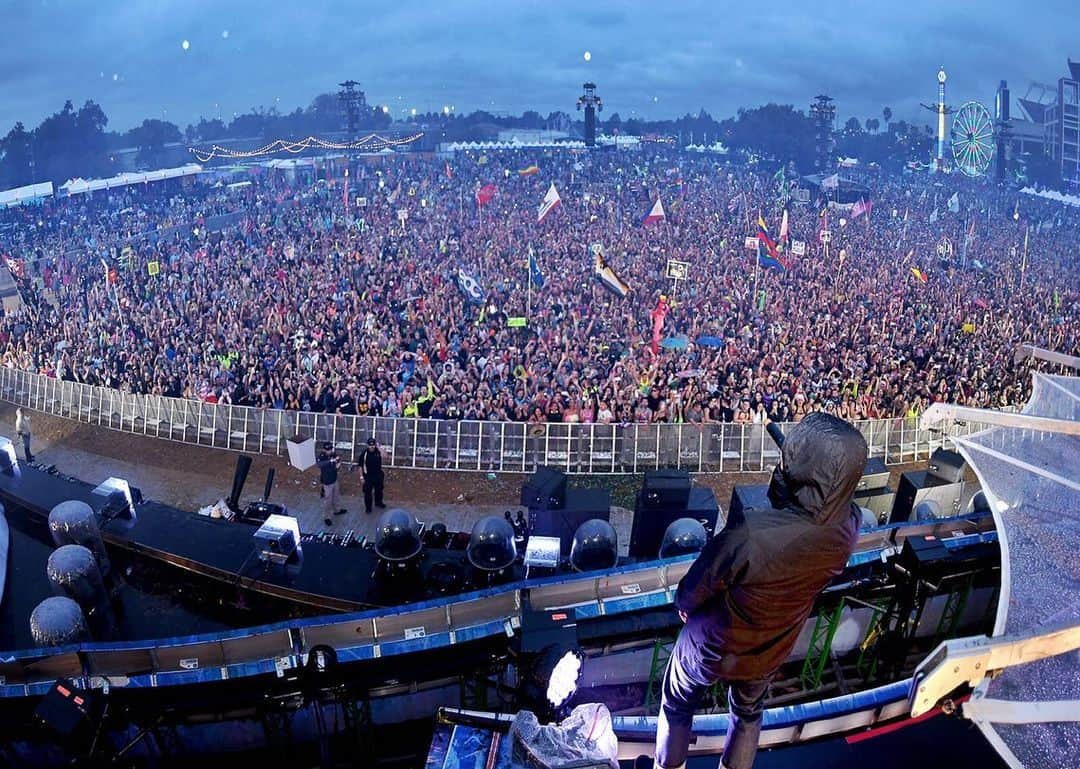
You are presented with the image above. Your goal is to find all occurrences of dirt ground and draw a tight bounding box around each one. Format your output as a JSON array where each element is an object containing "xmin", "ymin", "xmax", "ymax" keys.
[{"xmin": 1, "ymin": 403, "xmax": 923, "ymax": 546}]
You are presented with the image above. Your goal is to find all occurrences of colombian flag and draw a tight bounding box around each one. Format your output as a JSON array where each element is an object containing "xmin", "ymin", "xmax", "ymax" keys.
[
  {"xmin": 518, "ymin": 165, "xmax": 540, "ymax": 176},
  {"xmin": 756, "ymin": 215, "xmax": 779, "ymax": 259}
]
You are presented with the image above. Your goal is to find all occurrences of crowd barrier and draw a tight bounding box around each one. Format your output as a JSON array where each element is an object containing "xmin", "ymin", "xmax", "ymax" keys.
[{"xmin": 0, "ymin": 368, "xmax": 985, "ymax": 473}]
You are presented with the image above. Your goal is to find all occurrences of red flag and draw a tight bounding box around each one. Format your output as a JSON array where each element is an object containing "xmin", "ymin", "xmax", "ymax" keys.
[
  {"xmin": 476, "ymin": 183, "xmax": 496, "ymax": 207},
  {"xmin": 342, "ymin": 171, "xmax": 349, "ymax": 210},
  {"xmin": 445, "ymin": 162, "xmax": 453, "ymax": 180}
]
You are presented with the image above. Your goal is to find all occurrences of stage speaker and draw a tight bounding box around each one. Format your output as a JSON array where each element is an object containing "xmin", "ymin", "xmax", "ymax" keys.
[
  {"xmin": 529, "ymin": 487, "xmax": 610, "ymax": 557},
  {"xmin": 857, "ymin": 457, "xmax": 890, "ymax": 491},
  {"xmin": 34, "ymin": 680, "xmax": 99, "ymax": 745},
  {"xmin": 854, "ymin": 486, "xmax": 896, "ymax": 522},
  {"xmin": 630, "ymin": 486, "xmax": 719, "ymax": 559},
  {"xmin": 898, "ymin": 534, "xmax": 950, "ymax": 577},
  {"xmin": 227, "ymin": 455, "xmax": 253, "ymax": 512},
  {"xmin": 521, "ymin": 466, "xmax": 568, "ymax": 510},
  {"xmin": 889, "ymin": 471, "xmax": 964, "ymax": 524},
  {"xmin": 642, "ymin": 469, "xmax": 691, "ymax": 510},
  {"xmin": 727, "ymin": 484, "xmax": 770, "ymax": 519},
  {"xmin": 927, "ymin": 448, "xmax": 965, "ymax": 484}
]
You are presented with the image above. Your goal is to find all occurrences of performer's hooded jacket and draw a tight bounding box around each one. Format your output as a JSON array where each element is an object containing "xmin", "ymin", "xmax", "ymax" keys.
[{"xmin": 675, "ymin": 413, "xmax": 867, "ymax": 681}]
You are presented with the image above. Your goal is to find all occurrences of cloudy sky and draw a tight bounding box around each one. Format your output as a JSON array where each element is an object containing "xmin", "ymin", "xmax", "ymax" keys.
[{"xmin": 2, "ymin": 0, "xmax": 1076, "ymax": 135}]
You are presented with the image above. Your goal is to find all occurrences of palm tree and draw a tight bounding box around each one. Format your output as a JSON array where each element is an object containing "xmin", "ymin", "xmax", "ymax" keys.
[{"xmin": 883, "ymin": 107, "xmax": 893, "ymax": 127}]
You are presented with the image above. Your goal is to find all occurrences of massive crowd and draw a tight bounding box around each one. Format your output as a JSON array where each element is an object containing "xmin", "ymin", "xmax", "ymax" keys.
[{"xmin": 0, "ymin": 148, "xmax": 1076, "ymax": 426}]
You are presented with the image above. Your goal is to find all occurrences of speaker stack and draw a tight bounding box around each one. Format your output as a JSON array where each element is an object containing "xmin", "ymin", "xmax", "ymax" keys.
[
  {"xmin": 888, "ymin": 448, "xmax": 967, "ymax": 524},
  {"xmin": 852, "ymin": 457, "xmax": 895, "ymax": 524},
  {"xmin": 629, "ymin": 469, "xmax": 719, "ymax": 559},
  {"xmin": 523, "ymin": 467, "xmax": 611, "ymax": 558}
]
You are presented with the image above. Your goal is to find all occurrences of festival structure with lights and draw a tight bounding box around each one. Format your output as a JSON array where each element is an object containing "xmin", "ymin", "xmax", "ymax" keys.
[{"xmin": 188, "ymin": 133, "xmax": 423, "ymax": 162}]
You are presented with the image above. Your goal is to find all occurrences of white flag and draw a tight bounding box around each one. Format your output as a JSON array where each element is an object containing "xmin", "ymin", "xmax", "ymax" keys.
[
  {"xmin": 947, "ymin": 192, "xmax": 960, "ymax": 213},
  {"xmin": 929, "ymin": 208, "xmax": 939, "ymax": 224},
  {"xmin": 537, "ymin": 182, "xmax": 561, "ymax": 223},
  {"xmin": 821, "ymin": 173, "xmax": 839, "ymax": 190}
]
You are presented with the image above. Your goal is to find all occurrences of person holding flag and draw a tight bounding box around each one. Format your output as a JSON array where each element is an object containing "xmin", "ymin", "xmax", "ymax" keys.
[{"xmin": 538, "ymin": 182, "xmax": 561, "ymax": 223}]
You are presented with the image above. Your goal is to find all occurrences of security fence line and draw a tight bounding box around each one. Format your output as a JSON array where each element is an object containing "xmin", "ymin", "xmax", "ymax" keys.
[{"xmin": 0, "ymin": 367, "xmax": 982, "ymax": 474}]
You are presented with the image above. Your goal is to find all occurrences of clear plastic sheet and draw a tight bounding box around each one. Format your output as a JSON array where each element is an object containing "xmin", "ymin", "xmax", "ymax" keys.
[
  {"xmin": 952, "ymin": 372, "xmax": 1080, "ymax": 768},
  {"xmin": 509, "ymin": 703, "xmax": 618, "ymax": 769}
]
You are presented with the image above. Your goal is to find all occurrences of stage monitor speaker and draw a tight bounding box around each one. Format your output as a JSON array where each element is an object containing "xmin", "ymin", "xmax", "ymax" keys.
[
  {"xmin": 728, "ymin": 484, "xmax": 770, "ymax": 520},
  {"xmin": 630, "ymin": 486, "xmax": 719, "ymax": 559},
  {"xmin": 227, "ymin": 455, "xmax": 253, "ymax": 512},
  {"xmin": 521, "ymin": 466, "xmax": 568, "ymax": 510},
  {"xmin": 529, "ymin": 487, "xmax": 609, "ymax": 556},
  {"xmin": 927, "ymin": 448, "xmax": 965, "ymax": 484},
  {"xmin": 898, "ymin": 534, "xmax": 950, "ymax": 577},
  {"xmin": 34, "ymin": 680, "xmax": 99, "ymax": 745},
  {"xmin": 889, "ymin": 471, "xmax": 964, "ymax": 524},
  {"xmin": 857, "ymin": 457, "xmax": 890, "ymax": 491},
  {"xmin": 854, "ymin": 486, "xmax": 896, "ymax": 523},
  {"xmin": 642, "ymin": 469, "xmax": 692, "ymax": 510}
]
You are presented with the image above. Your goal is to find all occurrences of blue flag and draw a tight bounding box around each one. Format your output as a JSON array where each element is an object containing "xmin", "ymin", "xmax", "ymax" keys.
[{"xmin": 528, "ymin": 249, "xmax": 545, "ymax": 288}]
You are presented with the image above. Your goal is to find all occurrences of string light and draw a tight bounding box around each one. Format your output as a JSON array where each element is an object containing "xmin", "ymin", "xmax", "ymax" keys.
[{"xmin": 188, "ymin": 133, "xmax": 425, "ymax": 162}]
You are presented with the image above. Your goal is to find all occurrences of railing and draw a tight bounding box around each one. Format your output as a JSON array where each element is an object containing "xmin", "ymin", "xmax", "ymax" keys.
[{"xmin": 0, "ymin": 367, "xmax": 984, "ymax": 473}]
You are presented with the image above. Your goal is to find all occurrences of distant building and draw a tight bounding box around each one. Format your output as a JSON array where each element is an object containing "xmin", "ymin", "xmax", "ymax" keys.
[{"xmin": 1017, "ymin": 59, "xmax": 1080, "ymax": 182}]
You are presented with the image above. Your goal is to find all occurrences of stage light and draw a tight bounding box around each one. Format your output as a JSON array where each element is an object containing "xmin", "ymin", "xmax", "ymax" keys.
[
  {"xmin": 583, "ymin": 51, "xmax": 591, "ymax": 62},
  {"xmin": 182, "ymin": 39, "xmax": 190, "ymax": 51},
  {"xmin": 535, "ymin": 645, "xmax": 584, "ymax": 709}
]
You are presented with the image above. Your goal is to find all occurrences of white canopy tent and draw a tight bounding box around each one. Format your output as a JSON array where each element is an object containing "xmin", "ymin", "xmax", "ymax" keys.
[
  {"xmin": 59, "ymin": 163, "xmax": 203, "ymax": 196},
  {"xmin": 0, "ymin": 181, "xmax": 53, "ymax": 208}
]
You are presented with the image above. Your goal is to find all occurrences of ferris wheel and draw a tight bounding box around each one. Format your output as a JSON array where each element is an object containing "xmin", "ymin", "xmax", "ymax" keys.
[{"xmin": 950, "ymin": 101, "xmax": 995, "ymax": 177}]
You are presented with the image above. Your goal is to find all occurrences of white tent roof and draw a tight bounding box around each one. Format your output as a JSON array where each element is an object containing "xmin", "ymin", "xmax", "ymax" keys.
[
  {"xmin": 1021, "ymin": 186, "xmax": 1080, "ymax": 207},
  {"xmin": 60, "ymin": 163, "xmax": 203, "ymax": 196},
  {"xmin": 0, "ymin": 181, "xmax": 53, "ymax": 207},
  {"xmin": 440, "ymin": 139, "xmax": 587, "ymax": 153}
]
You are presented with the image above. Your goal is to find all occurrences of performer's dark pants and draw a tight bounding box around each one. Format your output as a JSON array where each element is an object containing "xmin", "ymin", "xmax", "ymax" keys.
[
  {"xmin": 656, "ymin": 629, "xmax": 770, "ymax": 769},
  {"xmin": 20, "ymin": 433, "xmax": 32, "ymax": 461},
  {"xmin": 363, "ymin": 474, "xmax": 384, "ymax": 513}
]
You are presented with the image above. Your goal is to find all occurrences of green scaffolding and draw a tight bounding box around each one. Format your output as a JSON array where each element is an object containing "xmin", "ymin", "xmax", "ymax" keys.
[{"xmin": 799, "ymin": 599, "xmax": 846, "ymax": 691}]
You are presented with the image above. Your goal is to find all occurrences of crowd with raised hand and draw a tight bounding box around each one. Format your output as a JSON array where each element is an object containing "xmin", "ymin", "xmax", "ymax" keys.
[{"xmin": 0, "ymin": 147, "xmax": 1076, "ymax": 427}]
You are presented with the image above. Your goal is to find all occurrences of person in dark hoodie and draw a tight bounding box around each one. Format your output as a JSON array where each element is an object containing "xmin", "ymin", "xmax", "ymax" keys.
[{"xmin": 652, "ymin": 412, "xmax": 867, "ymax": 769}]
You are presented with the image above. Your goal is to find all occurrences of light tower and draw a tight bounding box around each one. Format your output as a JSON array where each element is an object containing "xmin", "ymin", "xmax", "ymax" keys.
[
  {"xmin": 577, "ymin": 83, "xmax": 602, "ymax": 148},
  {"xmin": 921, "ymin": 67, "xmax": 953, "ymax": 171},
  {"xmin": 337, "ymin": 80, "xmax": 367, "ymax": 139},
  {"xmin": 809, "ymin": 94, "xmax": 837, "ymax": 172}
]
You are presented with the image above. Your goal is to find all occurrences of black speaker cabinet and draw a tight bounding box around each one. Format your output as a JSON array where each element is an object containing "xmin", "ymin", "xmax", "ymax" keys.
[
  {"xmin": 856, "ymin": 457, "xmax": 890, "ymax": 491},
  {"xmin": 854, "ymin": 486, "xmax": 897, "ymax": 522},
  {"xmin": 642, "ymin": 469, "xmax": 692, "ymax": 510},
  {"xmin": 529, "ymin": 487, "xmax": 610, "ymax": 556},
  {"xmin": 728, "ymin": 484, "xmax": 771, "ymax": 519},
  {"xmin": 927, "ymin": 448, "xmax": 966, "ymax": 484},
  {"xmin": 521, "ymin": 466, "xmax": 567, "ymax": 510},
  {"xmin": 630, "ymin": 486, "xmax": 720, "ymax": 559},
  {"xmin": 889, "ymin": 470, "xmax": 964, "ymax": 524}
]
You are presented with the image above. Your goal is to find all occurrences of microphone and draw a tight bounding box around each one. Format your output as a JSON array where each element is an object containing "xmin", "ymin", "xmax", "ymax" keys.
[{"xmin": 766, "ymin": 422, "xmax": 785, "ymax": 449}]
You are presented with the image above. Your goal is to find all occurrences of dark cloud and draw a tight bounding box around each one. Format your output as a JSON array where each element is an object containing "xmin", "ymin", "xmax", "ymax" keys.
[{"xmin": 1, "ymin": 0, "xmax": 1075, "ymax": 134}]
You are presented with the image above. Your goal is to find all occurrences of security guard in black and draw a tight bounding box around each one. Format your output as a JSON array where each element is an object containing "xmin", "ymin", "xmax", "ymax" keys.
[{"xmin": 362, "ymin": 437, "xmax": 385, "ymax": 514}]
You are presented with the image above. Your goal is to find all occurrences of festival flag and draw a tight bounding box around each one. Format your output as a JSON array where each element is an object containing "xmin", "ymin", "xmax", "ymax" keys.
[
  {"xmin": 756, "ymin": 215, "xmax": 779, "ymax": 258},
  {"xmin": 387, "ymin": 182, "xmax": 402, "ymax": 204},
  {"xmin": 928, "ymin": 208, "xmax": 939, "ymax": 224},
  {"xmin": 476, "ymin": 183, "xmax": 497, "ymax": 207},
  {"xmin": 456, "ymin": 269, "xmax": 486, "ymax": 304},
  {"xmin": 518, "ymin": 164, "xmax": 540, "ymax": 176},
  {"xmin": 821, "ymin": 173, "xmax": 840, "ymax": 191},
  {"xmin": 642, "ymin": 197, "xmax": 666, "ymax": 226},
  {"xmin": 756, "ymin": 239, "xmax": 787, "ymax": 272},
  {"xmin": 851, "ymin": 198, "xmax": 873, "ymax": 219},
  {"xmin": 947, "ymin": 192, "xmax": 960, "ymax": 213},
  {"xmin": 342, "ymin": 170, "xmax": 349, "ymax": 210},
  {"xmin": 593, "ymin": 245, "xmax": 630, "ymax": 298},
  {"xmin": 728, "ymin": 194, "xmax": 741, "ymax": 213},
  {"xmin": 910, "ymin": 267, "xmax": 928, "ymax": 283},
  {"xmin": 778, "ymin": 208, "xmax": 790, "ymax": 243},
  {"xmin": 445, "ymin": 162, "xmax": 453, "ymax": 180},
  {"xmin": 537, "ymin": 182, "xmax": 561, "ymax": 223},
  {"xmin": 973, "ymin": 297, "xmax": 989, "ymax": 310},
  {"xmin": 528, "ymin": 247, "xmax": 545, "ymax": 289},
  {"xmin": 1012, "ymin": 199, "xmax": 1019, "ymax": 220},
  {"xmin": 4, "ymin": 256, "xmax": 24, "ymax": 279}
]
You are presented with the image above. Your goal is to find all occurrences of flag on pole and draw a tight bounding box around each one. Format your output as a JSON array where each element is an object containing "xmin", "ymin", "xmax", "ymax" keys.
[
  {"xmin": 476, "ymin": 183, "xmax": 496, "ymax": 207},
  {"xmin": 756, "ymin": 239, "xmax": 787, "ymax": 272},
  {"xmin": 928, "ymin": 208, "xmax": 939, "ymax": 224},
  {"xmin": 387, "ymin": 183, "xmax": 402, "ymax": 204},
  {"xmin": 528, "ymin": 248, "xmax": 545, "ymax": 289},
  {"xmin": 518, "ymin": 164, "xmax": 540, "ymax": 176},
  {"xmin": 851, "ymin": 199, "xmax": 873, "ymax": 219},
  {"xmin": 910, "ymin": 267, "xmax": 928, "ymax": 283},
  {"xmin": 593, "ymin": 245, "xmax": 630, "ymax": 298},
  {"xmin": 537, "ymin": 182, "xmax": 561, "ymax": 223},
  {"xmin": 728, "ymin": 194, "xmax": 741, "ymax": 213},
  {"xmin": 342, "ymin": 170, "xmax": 349, "ymax": 210},
  {"xmin": 778, "ymin": 208, "xmax": 790, "ymax": 243},
  {"xmin": 445, "ymin": 162, "xmax": 453, "ymax": 180},
  {"xmin": 947, "ymin": 192, "xmax": 960, "ymax": 213},
  {"xmin": 641, "ymin": 197, "xmax": 666, "ymax": 226},
  {"xmin": 821, "ymin": 173, "xmax": 840, "ymax": 190},
  {"xmin": 756, "ymin": 215, "xmax": 779, "ymax": 258}
]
